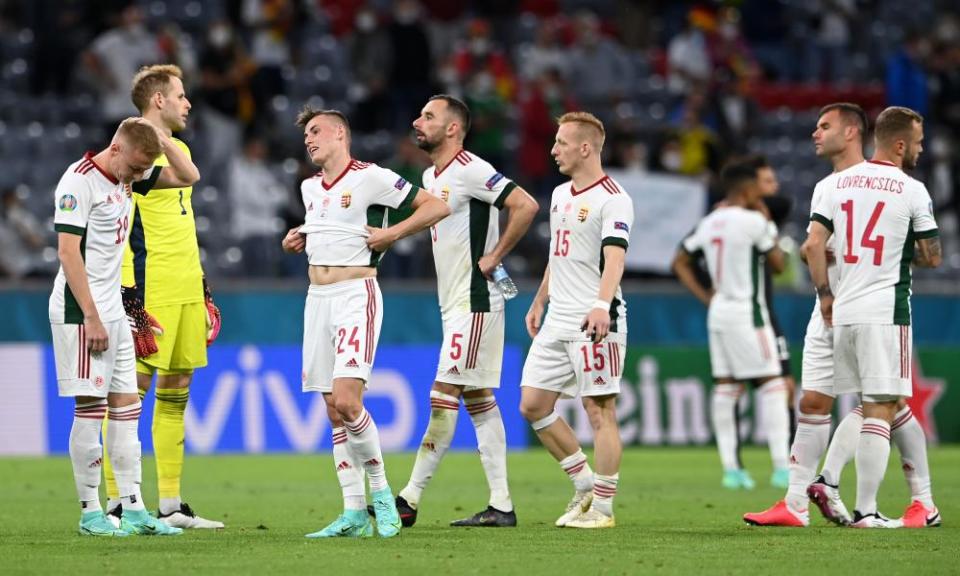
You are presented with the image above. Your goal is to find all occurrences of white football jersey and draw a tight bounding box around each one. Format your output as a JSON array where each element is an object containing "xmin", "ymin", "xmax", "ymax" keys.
[
  {"xmin": 543, "ymin": 175, "xmax": 633, "ymax": 334},
  {"xmin": 299, "ymin": 159, "xmax": 416, "ymax": 267},
  {"xmin": 682, "ymin": 206, "xmax": 777, "ymax": 330},
  {"xmin": 49, "ymin": 153, "xmax": 158, "ymax": 324},
  {"xmin": 805, "ymin": 170, "xmax": 843, "ymax": 328},
  {"xmin": 422, "ymin": 150, "xmax": 516, "ymax": 316},
  {"xmin": 811, "ymin": 159, "xmax": 938, "ymax": 325}
]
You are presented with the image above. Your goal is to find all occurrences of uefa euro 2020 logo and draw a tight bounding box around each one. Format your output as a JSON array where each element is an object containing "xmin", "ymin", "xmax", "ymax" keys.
[{"xmin": 59, "ymin": 194, "xmax": 77, "ymax": 212}]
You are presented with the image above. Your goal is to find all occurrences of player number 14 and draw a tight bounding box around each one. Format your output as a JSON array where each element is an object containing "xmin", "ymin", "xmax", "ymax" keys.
[{"xmin": 841, "ymin": 200, "xmax": 885, "ymax": 266}]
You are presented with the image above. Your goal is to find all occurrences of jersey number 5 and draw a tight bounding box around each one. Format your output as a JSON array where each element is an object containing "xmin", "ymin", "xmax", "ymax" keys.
[{"xmin": 841, "ymin": 200, "xmax": 885, "ymax": 266}]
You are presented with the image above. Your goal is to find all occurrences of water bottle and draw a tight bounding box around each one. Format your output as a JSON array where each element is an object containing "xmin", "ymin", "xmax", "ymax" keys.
[{"xmin": 491, "ymin": 264, "xmax": 518, "ymax": 300}]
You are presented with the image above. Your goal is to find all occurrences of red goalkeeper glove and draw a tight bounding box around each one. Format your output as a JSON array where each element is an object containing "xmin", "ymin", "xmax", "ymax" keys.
[
  {"xmin": 122, "ymin": 286, "xmax": 164, "ymax": 358},
  {"xmin": 204, "ymin": 278, "xmax": 221, "ymax": 346}
]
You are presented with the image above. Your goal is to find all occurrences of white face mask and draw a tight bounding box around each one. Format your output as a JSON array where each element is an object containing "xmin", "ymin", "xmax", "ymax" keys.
[
  {"xmin": 356, "ymin": 12, "xmax": 376, "ymax": 32},
  {"xmin": 471, "ymin": 38, "xmax": 490, "ymax": 55},
  {"xmin": 661, "ymin": 150, "xmax": 682, "ymax": 171},
  {"xmin": 210, "ymin": 27, "xmax": 232, "ymax": 48}
]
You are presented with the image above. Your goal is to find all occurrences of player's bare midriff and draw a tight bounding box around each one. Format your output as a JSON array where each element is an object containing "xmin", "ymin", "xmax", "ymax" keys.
[{"xmin": 308, "ymin": 264, "xmax": 376, "ymax": 285}]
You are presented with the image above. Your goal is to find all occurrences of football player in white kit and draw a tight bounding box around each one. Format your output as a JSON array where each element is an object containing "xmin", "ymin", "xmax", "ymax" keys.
[
  {"xmin": 51, "ymin": 118, "xmax": 199, "ymax": 536},
  {"xmin": 281, "ymin": 107, "xmax": 449, "ymax": 539},
  {"xmin": 673, "ymin": 158, "xmax": 790, "ymax": 491},
  {"xmin": 746, "ymin": 104, "xmax": 943, "ymax": 529},
  {"xmin": 519, "ymin": 112, "xmax": 634, "ymax": 529},
  {"xmin": 388, "ymin": 95, "xmax": 538, "ymax": 527},
  {"xmin": 806, "ymin": 106, "xmax": 941, "ymax": 528}
]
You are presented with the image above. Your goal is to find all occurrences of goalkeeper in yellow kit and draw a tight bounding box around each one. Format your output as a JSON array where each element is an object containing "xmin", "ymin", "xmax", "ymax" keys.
[{"xmin": 103, "ymin": 64, "xmax": 223, "ymax": 529}]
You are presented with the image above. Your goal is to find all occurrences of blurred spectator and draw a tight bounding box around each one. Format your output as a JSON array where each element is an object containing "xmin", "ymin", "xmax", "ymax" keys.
[
  {"xmin": 464, "ymin": 71, "xmax": 510, "ymax": 171},
  {"xmin": 386, "ymin": 135, "xmax": 430, "ymax": 188},
  {"xmin": 738, "ymin": 0, "xmax": 791, "ymax": 81},
  {"xmin": 27, "ymin": 0, "xmax": 93, "ymax": 96},
  {"xmin": 241, "ymin": 0, "xmax": 297, "ymax": 131},
  {"xmin": 608, "ymin": 136, "xmax": 648, "ymax": 173},
  {"xmin": 387, "ymin": 0, "xmax": 434, "ymax": 130},
  {"xmin": 450, "ymin": 19, "xmax": 516, "ymax": 101},
  {"xmin": 156, "ymin": 22, "xmax": 198, "ymax": 81},
  {"xmin": 886, "ymin": 31, "xmax": 931, "ymax": 117},
  {"xmin": 811, "ymin": 0, "xmax": 855, "ymax": 83},
  {"xmin": 567, "ymin": 11, "xmax": 633, "ymax": 114},
  {"xmin": 709, "ymin": 7, "xmax": 761, "ymax": 91},
  {"xmin": 667, "ymin": 7, "xmax": 713, "ymax": 95},
  {"xmin": 82, "ymin": 4, "xmax": 159, "ymax": 131},
  {"xmin": 347, "ymin": 7, "xmax": 393, "ymax": 133},
  {"xmin": 711, "ymin": 77, "xmax": 762, "ymax": 154},
  {"xmin": 518, "ymin": 68, "xmax": 575, "ymax": 196},
  {"xmin": 0, "ymin": 189, "xmax": 46, "ymax": 279},
  {"xmin": 229, "ymin": 133, "xmax": 287, "ymax": 276},
  {"xmin": 198, "ymin": 20, "xmax": 256, "ymax": 171},
  {"xmin": 516, "ymin": 18, "xmax": 569, "ymax": 81}
]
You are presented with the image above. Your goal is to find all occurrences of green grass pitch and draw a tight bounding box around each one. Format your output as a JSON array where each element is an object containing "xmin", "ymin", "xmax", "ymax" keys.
[{"xmin": 1, "ymin": 447, "xmax": 956, "ymax": 575}]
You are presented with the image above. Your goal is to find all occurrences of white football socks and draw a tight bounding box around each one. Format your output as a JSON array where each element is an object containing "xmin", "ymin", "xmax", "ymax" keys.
[
  {"xmin": 591, "ymin": 473, "xmax": 618, "ymax": 516},
  {"xmin": 891, "ymin": 406, "xmax": 934, "ymax": 508},
  {"xmin": 855, "ymin": 417, "xmax": 892, "ymax": 516},
  {"xmin": 344, "ymin": 408, "xmax": 389, "ymax": 493},
  {"xmin": 331, "ymin": 427, "xmax": 366, "ymax": 510},
  {"xmin": 712, "ymin": 384, "xmax": 741, "ymax": 471},
  {"xmin": 466, "ymin": 395, "xmax": 512, "ymax": 512},
  {"xmin": 559, "ymin": 449, "xmax": 594, "ymax": 493},
  {"xmin": 786, "ymin": 412, "xmax": 831, "ymax": 509},
  {"xmin": 106, "ymin": 401, "xmax": 145, "ymax": 511},
  {"xmin": 759, "ymin": 378, "xmax": 790, "ymax": 470},
  {"xmin": 820, "ymin": 405, "xmax": 862, "ymax": 486},
  {"xmin": 70, "ymin": 399, "xmax": 107, "ymax": 511},
  {"xmin": 400, "ymin": 391, "xmax": 459, "ymax": 507}
]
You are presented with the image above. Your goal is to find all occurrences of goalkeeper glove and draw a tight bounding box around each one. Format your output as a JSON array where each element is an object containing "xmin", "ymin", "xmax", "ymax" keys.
[
  {"xmin": 203, "ymin": 278, "xmax": 221, "ymax": 346},
  {"xmin": 122, "ymin": 286, "xmax": 164, "ymax": 358}
]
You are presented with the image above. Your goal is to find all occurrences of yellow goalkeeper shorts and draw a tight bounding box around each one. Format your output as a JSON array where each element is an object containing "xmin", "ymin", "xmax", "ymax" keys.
[{"xmin": 136, "ymin": 302, "xmax": 209, "ymax": 376}]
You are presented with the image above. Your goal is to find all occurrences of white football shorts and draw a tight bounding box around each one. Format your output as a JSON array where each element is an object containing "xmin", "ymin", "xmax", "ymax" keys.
[
  {"xmin": 302, "ymin": 277, "xmax": 383, "ymax": 393},
  {"xmin": 708, "ymin": 323, "xmax": 781, "ymax": 381},
  {"xmin": 520, "ymin": 326, "xmax": 626, "ymax": 399},
  {"xmin": 801, "ymin": 308, "xmax": 835, "ymax": 397},
  {"xmin": 833, "ymin": 323, "xmax": 912, "ymax": 398},
  {"xmin": 435, "ymin": 309, "xmax": 504, "ymax": 390},
  {"xmin": 52, "ymin": 319, "xmax": 137, "ymax": 397}
]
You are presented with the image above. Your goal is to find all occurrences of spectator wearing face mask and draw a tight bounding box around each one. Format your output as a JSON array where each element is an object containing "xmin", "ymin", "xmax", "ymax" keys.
[
  {"xmin": 82, "ymin": 4, "xmax": 160, "ymax": 135},
  {"xmin": 347, "ymin": 8, "xmax": 393, "ymax": 133},
  {"xmin": 198, "ymin": 20, "xmax": 257, "ymax": 171}
]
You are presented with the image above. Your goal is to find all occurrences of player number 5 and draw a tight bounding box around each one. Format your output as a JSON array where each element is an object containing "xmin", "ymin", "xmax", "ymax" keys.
[{"xmin": 450, "ymin": 333, "xmax": 463, "ymax": 360}]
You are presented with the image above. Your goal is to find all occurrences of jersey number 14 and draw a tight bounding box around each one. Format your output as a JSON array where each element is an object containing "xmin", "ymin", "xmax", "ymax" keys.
[{"xmin": 841, "ymin": 200, "xmax": 885, "ymax": 266}]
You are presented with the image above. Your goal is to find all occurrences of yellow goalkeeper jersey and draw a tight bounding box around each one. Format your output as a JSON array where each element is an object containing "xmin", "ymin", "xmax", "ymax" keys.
[{"xmin": 122, "ymin": 137, "xmax": 204, "ymax": 306}]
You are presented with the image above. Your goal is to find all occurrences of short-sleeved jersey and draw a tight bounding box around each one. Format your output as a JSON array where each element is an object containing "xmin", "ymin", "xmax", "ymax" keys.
[
  {"xmin": 50, "ymin": 153, "xmax": 158, "ymax": 324},
  {"xmin": 544, "ymin": 175, "xmax": 633, "ymax": 334},
  {"xmin": 808, "ymin": 173, "xmax": 842, "ymax": 299},
  {"xmin": 682, "ymin": 206, "xmax": 777, "ymax": 330},
  {"xmin": 422, "ymin": 150, "xmax": 516, "ymax": 316},
  {"xmin": 121, "ymin": 138, "xmax": 203, "ymax": 306},
  {"xmin": 299, "ymin": 159, "xmax": 416, "ymax": 267},
  {"xmin": 811, "ymin": 159, "xmax": 939, "ymax": 325}
]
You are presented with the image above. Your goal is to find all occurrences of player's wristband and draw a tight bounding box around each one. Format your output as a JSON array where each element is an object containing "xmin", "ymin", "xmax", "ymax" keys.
[{"xmin": 592, "ymin": 299, "xmax": 611, "ymax": 310}]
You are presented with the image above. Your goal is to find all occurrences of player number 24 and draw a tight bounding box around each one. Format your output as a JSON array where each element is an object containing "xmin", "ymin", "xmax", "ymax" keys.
[
  {"xmin": 336, "ymin": 327, "xmax": 360, "ymax": 354},
  {"xmin": 841, "ymin": 200, "xmax": 885, "ymax": 266}
]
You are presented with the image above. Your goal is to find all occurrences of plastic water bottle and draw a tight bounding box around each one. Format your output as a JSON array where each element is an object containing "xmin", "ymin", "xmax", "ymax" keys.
[{"xmin": 491, "ymin": 264, "xmax": 518, "ymax": 300}]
